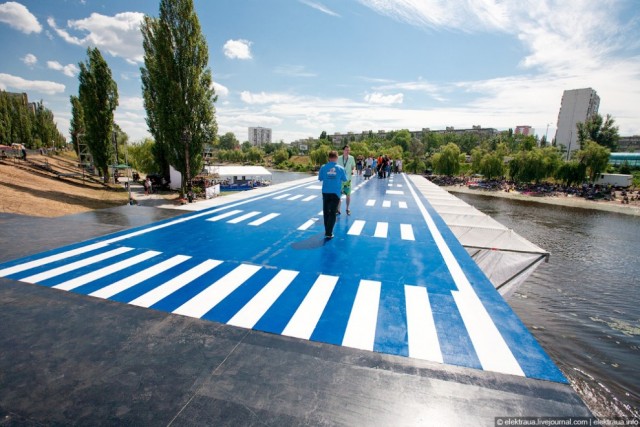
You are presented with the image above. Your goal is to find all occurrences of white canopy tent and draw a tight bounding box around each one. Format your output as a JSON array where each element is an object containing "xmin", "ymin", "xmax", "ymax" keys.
[
  {"xmin": 203, "ymin": 165, "xmax": 272, "ymax": 181},
  {"xmin": 409, "ymin": 176, "xmax": 549, "ymax": 298},
  {"xmin": 169, "ymin": 165, "xmax": 272, "ymax": 190}
]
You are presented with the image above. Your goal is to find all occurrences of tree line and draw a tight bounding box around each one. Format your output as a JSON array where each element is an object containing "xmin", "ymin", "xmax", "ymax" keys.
[{"xmin": 0, "ymin": 91, "xmax": 66, "ymax": 149}]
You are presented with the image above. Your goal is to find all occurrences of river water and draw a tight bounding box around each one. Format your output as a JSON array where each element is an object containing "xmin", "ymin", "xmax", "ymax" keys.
[
  {"xmin": 272, "ymin": 171, "xmax": 640, "ymax": 418},
  {"xmin": 454, "ymin": 192, "xmax": 640, "ymax": 419}
]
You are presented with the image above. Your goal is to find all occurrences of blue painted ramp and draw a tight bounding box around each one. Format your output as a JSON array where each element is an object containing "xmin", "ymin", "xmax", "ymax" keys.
[{"xmin": 0, "ymin": 173, "xmax": 565, "ymax": 383}]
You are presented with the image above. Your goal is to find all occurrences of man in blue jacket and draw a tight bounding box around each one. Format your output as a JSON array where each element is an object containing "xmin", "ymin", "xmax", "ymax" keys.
[{"xmin": 318, "ymin": 150, "xmax": 347, "ymax": 239}]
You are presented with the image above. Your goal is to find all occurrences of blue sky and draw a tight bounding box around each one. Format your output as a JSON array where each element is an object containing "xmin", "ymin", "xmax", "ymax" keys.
[{"xmin": 1, "ymin": 0, "xmax": 639, "ymax": 144}]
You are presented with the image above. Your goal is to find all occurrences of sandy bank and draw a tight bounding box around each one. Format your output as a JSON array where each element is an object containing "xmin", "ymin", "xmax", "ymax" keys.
[{"xmin": 442, "ymin": 185, "xmax": 640, "ymax": 217}]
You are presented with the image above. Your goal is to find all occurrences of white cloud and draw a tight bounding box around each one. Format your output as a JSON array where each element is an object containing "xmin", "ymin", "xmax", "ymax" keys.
[
  {"xmin": 0, "ymin": 1, "xmax": 42, "ymax": 34},
  {"xmin": 355, "ymin": 0, "xmax": 640, "ymax": 136},
  {"xmin": 223, "ymin": 39, "xmax": 252, "ymax": 60},
  {"xmin": 47, "ymin": 61, "xmax": 79, "ymax": 77},
  {"xmin": 0, "ymin": 73, "xmax": 65, "ymax": 95},
  {"xmin": 21, "ymin": 53, "xmax": 37, "ymax": 66},
  {"xmin": 240, "ymin": 91, "xmax": 299, "ymax": 105},
  {"xmin": 212, "ymin": 81, "xmax": 229, "ymax": 97},
  {"xmin": 118, "ymin": 96, "xmax": 144, "ymax": 111},
  {"xmin": 375, "ymin": 80, "xmax": 447, "ymax": 102},
  {"xmin": 47, "ymin": 12, "xmax": 145, "ymax": 64},
  {"xmin": 364, "ymin": 92, "xmax": 403, "ymax": 105},
  {"xmin": 356, "ymin": 0, "xmax": 509, "ymax": 32},
  {"xmin": 299, "ymin": 0, "xmax": 341, "ymax": 17}
]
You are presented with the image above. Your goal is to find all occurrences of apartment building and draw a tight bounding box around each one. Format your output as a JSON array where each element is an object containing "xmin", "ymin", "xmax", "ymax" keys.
[
  {"xmin": 554, "ymin": 88, "xmax": 600, "ymax": 158},
  {"xmin": 248, "ymin": 127, "xmax": 272, "ymax": 146}
]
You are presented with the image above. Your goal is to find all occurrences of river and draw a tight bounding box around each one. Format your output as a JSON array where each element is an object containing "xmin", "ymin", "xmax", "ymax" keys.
[
  {"xmin": 454, "ymin": 192, "xmax": 640, "ymax": 419},
  {"xmin": 272, "ymin": 170, "xmax": 640, "ymax": 418}
]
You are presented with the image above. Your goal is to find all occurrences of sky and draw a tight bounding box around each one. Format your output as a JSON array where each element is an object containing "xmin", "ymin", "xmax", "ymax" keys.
[{"xmin": 0, "ymin": 0, "xmax": 639, "ymax": 145}]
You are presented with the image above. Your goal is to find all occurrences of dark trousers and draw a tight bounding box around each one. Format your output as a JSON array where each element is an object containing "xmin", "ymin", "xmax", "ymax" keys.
[{"xmin": 322, "ymin": 193, "xmax": 340, "ymax": 236}]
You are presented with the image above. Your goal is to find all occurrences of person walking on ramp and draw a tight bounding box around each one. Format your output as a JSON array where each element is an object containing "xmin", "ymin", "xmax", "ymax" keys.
[{"xmin": 318, "ymin": 150, "xmax": 347, "ymax": 239}]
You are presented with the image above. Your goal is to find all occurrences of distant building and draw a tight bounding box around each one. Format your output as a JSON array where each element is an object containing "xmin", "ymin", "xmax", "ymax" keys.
[
  {"xmin": 248, "ymin": 127, "xmax": 272, "ymax": 146},
  {"xmin": 554, "ymin": 88, "xmax": 600, "ymax": 158},
  {"xmin": 617, "ymin": 136, "xmax": 640, "ymax": 153},
  {"xmin": 515, "ymin": 126, "xmax": 533, "ymax": 136}
]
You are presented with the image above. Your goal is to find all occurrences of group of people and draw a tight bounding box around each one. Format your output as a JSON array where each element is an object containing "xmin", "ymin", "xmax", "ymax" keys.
[
  {"xmin": 319, "ymin": 146, "xmax": 404, "ymax": 239},
  {"xmin": 356, "ymin": 155, "xmax": 402, "ymax": 180}
]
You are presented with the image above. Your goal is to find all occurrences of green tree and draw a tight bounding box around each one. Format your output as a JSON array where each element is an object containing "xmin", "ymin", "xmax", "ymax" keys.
[
  {"xmin": 555, "ymin": 160, "xmax": 586, "ymax": 186},
  {"xmin": 577, "ymin": 113, "xmax": 619, "ymax": 151},
  {"xmin": 141, "ymin": 0, "xmax": 217, "ymax": 195},
  {"xmin": 69, "ymin": 95, "xmax": 85, "ymax": 156},
  {"xmin": 310, "ymin": 145, "xmax": 330, "ymax": 166},
  {"xmin": 127, "ymin": 138, "xmax": 157, "ymax": 174},
  {"xmin": 390, "ymin": 129, "xmax": 411, "ymax": 152},
  {"xmin": 479, "ymin": 152, "xmax": 504, "ymax": 179},
  {"xmin": 218, "ymin": 132, "xmax": 239, "ymax": 150},
  {"xmin": 273, "ymin": 148, "xmax": 289, "ymax": 165},
  {"xmin": 78, "ymin": 47, "xmax": 119, "ymax": 182},
  {"xmin": 576, "ymin": 140, "xmax": 610, "ymax": 182},
  {"xmin": 245, "ymin": 147, "xmax": 263, "ymax": 163},
  {"xmin": 31, "ymin": 101, "xmax": 55, "ymax": 149},
  {"xmin": 432, "ymin": 143, "xmax": 461, "ymax": 176}
]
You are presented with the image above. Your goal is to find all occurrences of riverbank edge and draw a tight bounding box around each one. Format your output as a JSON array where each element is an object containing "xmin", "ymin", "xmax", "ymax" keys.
[{"xmin": 442, "ymin": 185, "xmax": 640, "ymax": 217}]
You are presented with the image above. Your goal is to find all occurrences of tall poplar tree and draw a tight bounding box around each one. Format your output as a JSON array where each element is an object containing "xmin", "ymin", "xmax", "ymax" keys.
[
  {"xmin": 141, "ymin": 0, "xmax": 217, "ymax": 195},
  {"xmin": 69, "ymin": 95, "xmax": 85, "ymax": 156},
  {"xmin": 78, "ymin": 47, "xmax": 119, "ymax": 182}
]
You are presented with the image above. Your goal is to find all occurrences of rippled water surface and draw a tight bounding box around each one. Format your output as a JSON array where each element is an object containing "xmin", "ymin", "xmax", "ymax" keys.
[{"xmin": 455, "ymin": 193, "xmax": 640, "ymax": 419}]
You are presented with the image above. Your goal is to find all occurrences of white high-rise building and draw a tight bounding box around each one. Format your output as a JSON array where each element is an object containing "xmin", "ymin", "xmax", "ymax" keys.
[
  {"xmin": 554, "ymin": 88, "xmax": 600, "ymax": 158},
  {"xmin": 248, "ymin": 127, "xmax": 272, "ymax": 146}
]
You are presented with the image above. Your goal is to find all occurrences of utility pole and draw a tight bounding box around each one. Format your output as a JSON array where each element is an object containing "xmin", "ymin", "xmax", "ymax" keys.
[{"xmin": 182, "ymin": 130, "xmax": 192, "ymax": 198}]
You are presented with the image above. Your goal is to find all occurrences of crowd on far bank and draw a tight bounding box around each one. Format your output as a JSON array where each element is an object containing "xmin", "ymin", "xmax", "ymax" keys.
[{"xmin": 428, "ymin": 175, "xmax": 639, "ymax": 204}]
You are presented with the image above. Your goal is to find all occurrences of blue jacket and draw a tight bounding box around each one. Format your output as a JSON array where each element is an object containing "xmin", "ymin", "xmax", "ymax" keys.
[{"xmin": 318, "ymin": 161, "xmax": 347, "ymax": 196}]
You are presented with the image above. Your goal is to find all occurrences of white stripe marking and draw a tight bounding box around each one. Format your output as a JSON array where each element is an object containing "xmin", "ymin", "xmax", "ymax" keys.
[
  {"xmin": 342, "ymin": 280, "xmax": 381, "ymax": 350},
  {"xmin": 173, "ymin": 264, "xmax": 262, "ymax": 318},
  {"xmin": 207, "ymin": 210, "xmax": 243, "ymax": 222},
  {"xmin": 366, "ymin": 199, "xmax": 376, "ymax": 207},
  {"xmin": 0, "ymin": 242, "xmax": 109, "ymax": 277},
  {"xmin": 403, "ymin": 174, "xmax": 524, "ymax": 376},
  {"xmin": 399, "ymin": 201, "xmax": 408, "ymax": 209},
  {"xmin": 227, "ymin": 269, "xmax": 299, "ymax": 329},
  {"xmin": 347, "ymin": 220, "xmax": 366, "ymax": 236},
  {"xmin": 400, "ymin": 224, "xmax": 415, "ymax": 241},
  {"xmin": 53, "ymin": 251, "xmax": 161, "ymax": 291},
  {"xmin": 19, "ymin": 247, "xmax": 133, "ymax": 284},
  {"xmin": 228, "ymin": 211, "xmax": 261, "ymax": 224},
  {"xmin": 273, "ymin": 194, "xmax": 291, "ymax": 200},
  {"xmin": 307, "ymin": 185, "xmax": 322, "ymax": 190},
  {"xmin": 90, "ymin": 255, "xmax": 191, "ymax": 299},
  {"xmin": 129, "ymin": 259, "xmax": 222, "ymax": 308},
  {"xmin": 298, "ymin": 218, "xmax": 318, "ymax": 231},
  {"xmin": 282, "ymin": 275, "xmax": 338, "ymax": 339},
  {"xmin": 249, "ymin": 213, "xmax": 280, "ymax": 226},
  {"xmin": 288, "ymin": 195, "xmax": 303, "ymax": 201},
  {"xmin": 374, "ymin": 222, "xmax": 388, "ymax": 238},
  {"xmin": 382, "ymin": 200, "xmax": 391, "ymax": 208},
  {"xmin": 302, "ymin": 195, "xmax": 317, "ymax": 202},
  {"xmin": 386, "ymin": 190, "xmax": 404, "ymax": 195},
  {"xmin": 405, "ymin": 285, "xmax": 443, "ymax": 362}
]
